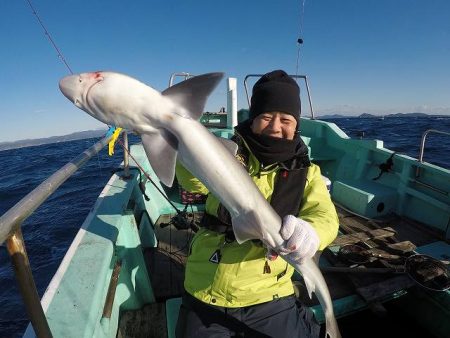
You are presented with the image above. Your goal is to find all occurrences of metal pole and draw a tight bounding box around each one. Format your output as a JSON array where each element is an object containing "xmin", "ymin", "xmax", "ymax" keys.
[
  {"xmin": 169, "ymin": 72, "xmax": 193, "ymax": 87},
  {"xmin": 0, "ymin": 135, "xmax": 112, "ymax": 244},
  {"xmin": 303, "ymin": 76, "xmax": 315, "ymax": 119},
  {"xmin": 0, "ymin": 135, "xmax": 112, "ymax": 337},
  {"xmin": 416, "ymin": 129, "xmax": 450, "ymax": 177},
  {"xmin": 418, "ymin": 129, "xmax": 450, "ymax": 163},
  {"xmin": 227, "ymin": 77, "xmax": 238, "ymax": 128},
  {"xmin": 6, "ymin": 228, "xmax": 52, "ymax": 338},
  {"xmin": 122, "ymin": 132, "xmax": 130, "ymax": 179}
]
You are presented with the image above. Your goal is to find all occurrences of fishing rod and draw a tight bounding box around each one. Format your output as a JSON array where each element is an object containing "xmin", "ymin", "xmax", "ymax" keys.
[
  {"xmin": 119, "ymin": 137, "xmax": 200, "ymax": 233},
  {"xmin": 115, "ymin": 138, "xmax": 198, "ymax": 232},
  {"xmin": 25, "ymin": 0, "xmax": 73, "ymax": 74},
  {"xmin": 25, "ymin": 0, "xmax": 193, "ymax": 227},
  {"xmin": 116, "ymin": 138, "xmax": 181, "ymax": 213}
]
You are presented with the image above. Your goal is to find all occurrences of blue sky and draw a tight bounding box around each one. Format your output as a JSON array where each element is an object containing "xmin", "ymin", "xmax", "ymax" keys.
[{"xmin": 1, "ymin": 0, "xmax": 449, "ymax": 142}]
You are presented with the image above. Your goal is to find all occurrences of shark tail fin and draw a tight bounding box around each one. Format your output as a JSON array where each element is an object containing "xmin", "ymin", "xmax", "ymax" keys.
[
  {"xmin": 326, "ymin": 316, "xmax": 342, "ymax": 338},
  {"xmin": 161, "ymin": 72, "xmax": 224, "ymax": 120}
]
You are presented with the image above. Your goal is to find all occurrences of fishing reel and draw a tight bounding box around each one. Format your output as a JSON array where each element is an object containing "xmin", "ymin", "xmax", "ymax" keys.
[{"xmin": 160, "ymin": 205, "xmax": 200, "ymax": 232}]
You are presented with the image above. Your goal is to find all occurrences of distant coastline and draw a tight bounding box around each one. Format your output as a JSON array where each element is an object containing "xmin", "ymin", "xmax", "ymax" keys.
[
  {"xmin": 0, "ymin": 129, "xmax": 107, "ymax": 151},
  {"xmin": 317, "ymin": 112, "xmax": 446, "ymax": 119},
  {"xmin": 1, "ymin": 113, "xmax": 447, "ymax": 151}
]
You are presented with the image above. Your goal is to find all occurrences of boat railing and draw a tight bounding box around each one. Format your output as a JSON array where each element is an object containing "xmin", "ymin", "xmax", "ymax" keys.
[
  {"xmin": 0, "ymin": 131, "xmax": 128, "ymax": 338},
  {"xmin": 414, "ymin": 129, "xmax": 450, "ymax": 195},
  {"xmin": 243, "ymin": 74, "xmax": 316, "ymax": 119},
  {"xmin": 418, "ymin": 129, "xmax": 450, "ymax": 164},
  {"xmin": 169, "ymin": 72, "xmax": 195, "ymax": 87},
  {"xmin": 168, "ymin": 72, "xmax": 239, "ymax": 129}
]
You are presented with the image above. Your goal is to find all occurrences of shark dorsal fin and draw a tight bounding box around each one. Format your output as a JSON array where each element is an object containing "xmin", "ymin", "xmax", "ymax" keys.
[{"xmin": 162, "ymin": 72, "xmax": 224, "ymax": 120}]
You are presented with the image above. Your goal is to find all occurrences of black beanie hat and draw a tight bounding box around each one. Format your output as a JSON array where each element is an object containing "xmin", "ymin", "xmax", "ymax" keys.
[{"xmin": 249, "ymin": 70, "xmax": 301, "ymax": 125}]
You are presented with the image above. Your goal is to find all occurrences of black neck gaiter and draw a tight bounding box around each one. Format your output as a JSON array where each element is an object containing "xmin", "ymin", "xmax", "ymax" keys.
[{"xmin": 235, "ymin": 120, "xmax": 308, "ymax": 166}]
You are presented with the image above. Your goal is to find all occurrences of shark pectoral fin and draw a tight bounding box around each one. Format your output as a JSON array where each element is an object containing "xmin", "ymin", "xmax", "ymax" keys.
[
  {"xmin": 161, "ymin": 72, "xmax": 224, "ymax": 120},
  {"xmin": 141, "ymin": 131, "xmax": 178, "ymax": 187},
  {"xmin": 216, "ymin": 137, "xmax": 238, "ymax": 156},
  {"xmin": 231, "ymin": 210, "xmax": 265, "ymax": 244}
]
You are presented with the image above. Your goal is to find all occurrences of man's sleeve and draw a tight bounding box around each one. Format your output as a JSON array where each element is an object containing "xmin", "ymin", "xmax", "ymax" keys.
[
  {"xmin": 298, "ymin": 164, "xmax": 339, "ymax": 250},
  {"xmin": 175, "ymin": 162, "xmax": 209, "ymax": 195}
]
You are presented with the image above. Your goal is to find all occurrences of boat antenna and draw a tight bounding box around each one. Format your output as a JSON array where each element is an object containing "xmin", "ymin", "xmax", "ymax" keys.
[
  {"xmin": 25, "ymin": 0, "xmax": 74, "ymax": 74},
  {"xmin": 295, "ymin": 0, "xmax": 306, "ymax": 78}
]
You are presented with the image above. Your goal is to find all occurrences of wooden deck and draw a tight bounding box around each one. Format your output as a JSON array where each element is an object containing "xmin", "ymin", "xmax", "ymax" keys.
[
  {"xmin": 303, "ymin": 204, "xmax": 442, "ymax": 303},
  {"xmin": 119, "ymin": 203, "xmax": 445, "ymax": 336},
  {"xmin": 140, "ymin": 203, "xmax": 444, "ymax": 307}
]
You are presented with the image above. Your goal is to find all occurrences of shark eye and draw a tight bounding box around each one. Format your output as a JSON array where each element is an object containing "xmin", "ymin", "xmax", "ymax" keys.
[{"xmin": 78, "ymin": 77, "xmax": 83, "ymax": 83}]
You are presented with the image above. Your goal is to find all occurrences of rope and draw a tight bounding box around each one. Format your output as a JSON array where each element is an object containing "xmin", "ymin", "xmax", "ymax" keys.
[{"xmin": 25, "ymin": 0, "xmax": 73, "ymax": 74}]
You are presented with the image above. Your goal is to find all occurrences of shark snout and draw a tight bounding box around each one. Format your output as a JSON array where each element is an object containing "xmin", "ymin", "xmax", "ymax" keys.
[
  {"xmin": 59, "ymin": 75, "xmax": 80, "ymax": 104},
  {"xmin": 59, "ymin": 72, "xmax": 104, "ymax": 107}
]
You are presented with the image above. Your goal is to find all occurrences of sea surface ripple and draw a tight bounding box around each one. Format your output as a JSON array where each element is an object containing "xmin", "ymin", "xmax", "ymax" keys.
[{"xmin": 0, "ymin": 116, "xmax": 448, "ymax": 337}]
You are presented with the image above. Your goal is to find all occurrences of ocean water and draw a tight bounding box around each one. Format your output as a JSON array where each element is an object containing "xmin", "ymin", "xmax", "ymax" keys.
[
  {"xmin": 0, "ymin": 136, "xmax": 139, "ymax": 337},
  {"xmin": 321, "ymin": 115, "xmax": 449, "ymax": 169},
  {"xmin": 0, "ymin": 116, "xmax": 449, "ymax": 337}
]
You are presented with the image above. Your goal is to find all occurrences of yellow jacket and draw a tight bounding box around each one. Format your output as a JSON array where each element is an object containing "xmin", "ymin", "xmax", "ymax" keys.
[{"xmin": 176, "ymin": 138, "xmax": 339, "ymax": 307}]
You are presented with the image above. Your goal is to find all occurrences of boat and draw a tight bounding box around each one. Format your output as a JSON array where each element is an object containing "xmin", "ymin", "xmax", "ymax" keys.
[{"xmin": 1, "ymin": 73, "xmax": 449, "ymax": 338}]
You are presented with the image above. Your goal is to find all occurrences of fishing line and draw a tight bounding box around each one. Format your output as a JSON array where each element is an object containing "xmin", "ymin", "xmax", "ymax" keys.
[
  {"xmin": 25, "ymin": 0, "xmax": 73, "ymax": 74},
  {"xmin": 295, "ymin": 0, "xmax": 307, "ymax": 78},
  {"xmin": 116, "ymin": 135, "xmax": 198, "ymax": 295},
  {"xmin": 116, "ymin": 138, "xmax": 184, "ymax": 215},
  {"xmin": 95, "ymin": 150, "xmax": 104, "ymax": 175},
  {"xmin": 25, "ymin": 0, "xmax": 112, "ymax": 166}
]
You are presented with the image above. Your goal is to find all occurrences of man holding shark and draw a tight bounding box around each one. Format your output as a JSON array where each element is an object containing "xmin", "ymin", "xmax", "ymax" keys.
[
  {"xmin": 175, "ymin": 70, "xmax": 339, "ymax": 337},
  {"xmin": 59, "ymin": 68, "xmax": 341, "ymax": 337}
]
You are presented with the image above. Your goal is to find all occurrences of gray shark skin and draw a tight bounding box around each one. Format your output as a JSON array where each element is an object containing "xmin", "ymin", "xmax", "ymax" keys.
[{"xmin": 59, "ymin": 71, "xmax": 341, "ymax": 338}]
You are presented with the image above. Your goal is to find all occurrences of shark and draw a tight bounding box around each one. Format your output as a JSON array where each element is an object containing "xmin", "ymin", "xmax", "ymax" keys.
[{"xmin": 59, "ymin": 71, "xmax": 341, "ymax": 338}]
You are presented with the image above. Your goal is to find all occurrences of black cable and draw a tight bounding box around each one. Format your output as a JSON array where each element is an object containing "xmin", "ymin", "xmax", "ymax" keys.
[{"xmin": 117, "ymin": 139, "xmax": 183, "ymax": 215}]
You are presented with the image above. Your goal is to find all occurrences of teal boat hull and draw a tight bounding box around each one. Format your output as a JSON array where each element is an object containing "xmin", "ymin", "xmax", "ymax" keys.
[{"xmin": 24, "ymin": 119, "xmax": 449, "ymax": 337}]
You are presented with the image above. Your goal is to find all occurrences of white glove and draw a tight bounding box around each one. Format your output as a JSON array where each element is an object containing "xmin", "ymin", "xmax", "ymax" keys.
[{"xmin": 277, "ymin": 215, "xmax": 320, "ymax": 262}]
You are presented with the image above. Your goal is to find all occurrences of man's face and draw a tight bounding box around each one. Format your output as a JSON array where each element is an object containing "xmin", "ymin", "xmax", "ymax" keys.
[{"xmin": 250, "ymin": 112, "xmax": 297, "ymax": 140}]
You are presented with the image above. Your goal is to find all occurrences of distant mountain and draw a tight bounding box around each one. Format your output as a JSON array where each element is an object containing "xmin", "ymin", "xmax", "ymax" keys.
[
  {"xmin": 0, "ymin": 129, "xmax": 107, "ymax": 151},
  {"xmin": 317, "ymin": 114, "xmax": 348, "ymax": 119},
  {"xmin": 384, "ymin": 112, "xmax": 429, "ymax": 118},
  {"xmin": 318, "ymin": 112, "xmax": 435, "ymax": 119},
  {"xmin": 358, "ymin": 113, "xmax": 378, "ymax": 118}
]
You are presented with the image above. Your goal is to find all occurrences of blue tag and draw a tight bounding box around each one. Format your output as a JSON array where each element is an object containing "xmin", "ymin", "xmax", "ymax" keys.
[{"xmin": 105, "ymin": 125, "xmax": 116, "ymax": 137}]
